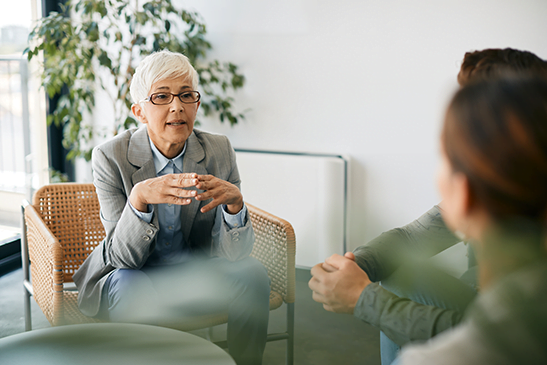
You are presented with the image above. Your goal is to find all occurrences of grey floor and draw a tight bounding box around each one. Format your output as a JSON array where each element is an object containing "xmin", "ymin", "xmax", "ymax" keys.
[{"xmin": 0, "ymin": 268, "xmax": 381, "ymax": 364}]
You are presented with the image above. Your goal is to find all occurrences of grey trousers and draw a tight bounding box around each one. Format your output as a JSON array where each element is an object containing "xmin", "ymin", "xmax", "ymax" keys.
[{"xmin": 98, "ymin": 256, "xmax": 271, "ymax": 365}]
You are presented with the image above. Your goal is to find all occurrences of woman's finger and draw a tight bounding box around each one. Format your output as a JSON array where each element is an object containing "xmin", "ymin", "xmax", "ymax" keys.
[
  {"xmin": 200, "ymin": 199, "xmax": 223, "ymax": 213},
  {"xmin": 169, "ymin": 187, "xmax": 198, "ymax": 199},
  {"xmin": 172, "ymin": 173, "xmax": 199, "ymax": 188},
  {"xmin": 166, "ymin": 195, "xmax": 192, "ymax": 205}
]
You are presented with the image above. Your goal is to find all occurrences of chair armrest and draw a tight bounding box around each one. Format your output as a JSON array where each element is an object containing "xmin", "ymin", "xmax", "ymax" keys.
[
  {"xmin": 24, "ymin": 204, "xmax": 64, "ymax": 325},
  {"xmin": 247, "ymin": 203, "xmax": 296, "ymax": 304}
]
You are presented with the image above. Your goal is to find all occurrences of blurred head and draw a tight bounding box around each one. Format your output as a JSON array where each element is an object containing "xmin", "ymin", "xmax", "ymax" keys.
[
  {"xmin": 130, "ymin": 51, "xmax": 200, "ymax": 158},
  {"xmin": 438, "ymin": 76, "xmax": 547, "ymax": 238},
  {"xmin": 457, "ymin": 48, "xmax": 547, "ymax": 87}
]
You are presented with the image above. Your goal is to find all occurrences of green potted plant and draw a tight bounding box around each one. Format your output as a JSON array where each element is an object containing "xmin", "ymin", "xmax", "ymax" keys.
[{"xmin": 26, "ymin": 0, "xmax": 246, "ymax": 161}]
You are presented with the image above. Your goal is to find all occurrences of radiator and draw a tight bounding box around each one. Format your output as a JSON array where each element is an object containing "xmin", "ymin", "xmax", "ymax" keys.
[{"xmin": 235, "ymin": 150, "xmax": 349, "ymax": 268}]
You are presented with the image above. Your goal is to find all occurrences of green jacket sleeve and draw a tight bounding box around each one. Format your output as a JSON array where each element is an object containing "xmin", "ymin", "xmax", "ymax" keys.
[
  {"xmin": 354, "ymin": 283, "xmax": 464, "ymax": 346},
  {"xmin": 353, "ymin": 205, "xmax": 460, "ymax": 282},
  {"xmin": 351, "ymin": 205, "xmax": 465, "ymax": 346}
]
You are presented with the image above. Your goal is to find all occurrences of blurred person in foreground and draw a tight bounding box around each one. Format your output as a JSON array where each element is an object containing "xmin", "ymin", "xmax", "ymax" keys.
[
  {"xmin": 396, "ymin": 75, "xmax": 547, "ymax": 364},
  {"xmin": 309, "ymin": 48, "xmax": 547, "ymax": 364},
  {"xmin": 73, "ymin": 50, "xmax": 270, "ymax": 365}
]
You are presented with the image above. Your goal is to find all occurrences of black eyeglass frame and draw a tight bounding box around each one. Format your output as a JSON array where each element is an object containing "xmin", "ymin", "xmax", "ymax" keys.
[{"xmin": 143, "ymin": 91, "xmax": 201, "ymax": 105}]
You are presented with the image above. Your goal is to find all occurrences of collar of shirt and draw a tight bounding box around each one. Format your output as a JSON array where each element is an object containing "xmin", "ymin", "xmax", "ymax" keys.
[{"xmin": 149, "ymin": 138, "xmax": 186, "ymax": 175}]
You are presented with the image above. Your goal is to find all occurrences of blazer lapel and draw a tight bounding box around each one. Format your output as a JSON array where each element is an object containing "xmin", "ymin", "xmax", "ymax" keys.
[
  {"xmin": 127, "ymin": 126, "xmax": 160, "ymax": 227},
  {"xmin": 181, "ymin": 132, "xmax": 207, "ymax": 243}
]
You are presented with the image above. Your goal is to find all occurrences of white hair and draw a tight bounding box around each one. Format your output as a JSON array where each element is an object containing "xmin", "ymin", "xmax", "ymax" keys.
[{"xmin": 129, "ymin": 50, "xmax": 199, "ymax": 104}]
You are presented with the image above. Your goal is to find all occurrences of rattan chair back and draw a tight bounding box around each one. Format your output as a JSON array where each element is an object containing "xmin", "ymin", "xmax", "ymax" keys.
[
  {"xmin": 247, "ymin": 203, "xmax": 296, "ymax": 305},
  {"xmin": 32, "ymin": 183, "xmax": 105, "ymax": 282}
]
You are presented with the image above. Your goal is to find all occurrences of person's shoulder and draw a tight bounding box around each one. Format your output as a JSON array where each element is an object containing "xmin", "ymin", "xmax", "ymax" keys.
[
  {"xmin": 398, "ymin": 323, "xmax": 490, "ymax": 365},
  {"xmin": 193, "ymin": 128, "xmax": 230, "ymax": 143},
  {"xmin": 475, "ymin": 260, "xmax": 547, "ymax": 314},
  {"xmin": 94, "ymin": 127, "xmax": 139, "ymax": 150},
  {"xmin": 93, "ymin": 127, "xmax": 140, "ymax": 155},
  {"xmin": 466, "ymin": 261, "xmax": 547, "ymax": 364}
]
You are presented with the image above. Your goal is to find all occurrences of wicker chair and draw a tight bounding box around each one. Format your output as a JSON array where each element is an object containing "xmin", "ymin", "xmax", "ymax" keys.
[{"xmin": 22, "ymin": 183, "xmax": 296, "ymax": 364}]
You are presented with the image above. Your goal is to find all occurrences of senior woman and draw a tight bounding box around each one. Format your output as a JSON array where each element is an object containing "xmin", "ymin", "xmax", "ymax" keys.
[{"xmin": 73, "ymin": 50, "xmax": 270, "ymax": 365}]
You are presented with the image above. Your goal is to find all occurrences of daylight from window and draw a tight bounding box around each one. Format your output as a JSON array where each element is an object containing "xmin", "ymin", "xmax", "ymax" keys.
[{"xmin": 0, "ymin": 1, "xmax": 36, "ymax": 195}]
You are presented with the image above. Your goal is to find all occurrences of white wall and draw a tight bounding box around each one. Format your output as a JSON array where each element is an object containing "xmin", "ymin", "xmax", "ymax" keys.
[
  {"xmin": 78, "ymin": 0, "xmax": 547, "ymax": 256},
  {"xmin": 170, "ymin": 0, "xmax": 547, "ymax": 252}
]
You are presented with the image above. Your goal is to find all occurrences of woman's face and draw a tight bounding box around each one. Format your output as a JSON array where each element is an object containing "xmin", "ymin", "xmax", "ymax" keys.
[
  {"xmin": 437, "ymin": 146, "xmax": 469, "ymax": 235},
  {"xmin": 132, "ymin": 75, "xmax": 200, "ymax": 158}
]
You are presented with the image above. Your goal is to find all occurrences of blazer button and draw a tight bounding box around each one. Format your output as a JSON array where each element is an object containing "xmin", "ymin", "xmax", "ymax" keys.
[
  {"xmin": 143, "ymin": 236, "xmax": 150, "ymax": 241},
  {"xmin": 233, "ymin": 238, "xmax": 239, "ymax": 242},
  {"xmin": 146, "ymin": 229, "xmax": 154, "ymax": 235}
]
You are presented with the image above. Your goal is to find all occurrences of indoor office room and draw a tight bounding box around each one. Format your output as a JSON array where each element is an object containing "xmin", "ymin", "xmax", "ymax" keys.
[{"xmin": 1, "ymin": 1, "xmax": 547, "ymax": 364}]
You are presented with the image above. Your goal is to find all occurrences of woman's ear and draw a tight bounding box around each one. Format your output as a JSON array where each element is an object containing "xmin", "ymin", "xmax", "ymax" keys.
[
  {"xmin": 131, "ymin": 103, "xmax": 146, "ymax": 124},
  {"xmin": 452, "ymin": 172, "xmax": 474, "ymax": 232}
]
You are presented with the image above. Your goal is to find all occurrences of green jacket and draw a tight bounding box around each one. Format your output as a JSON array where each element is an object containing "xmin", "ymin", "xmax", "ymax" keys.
[{"xmin": 352, "ymin": 205, "xmax": 470, "ymax": 346}]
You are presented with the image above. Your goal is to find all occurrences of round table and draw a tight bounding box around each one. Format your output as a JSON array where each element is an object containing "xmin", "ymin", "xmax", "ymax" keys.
[{"xmin": 0, "ymin": 323, "xmax": 235, "ymax": 365}]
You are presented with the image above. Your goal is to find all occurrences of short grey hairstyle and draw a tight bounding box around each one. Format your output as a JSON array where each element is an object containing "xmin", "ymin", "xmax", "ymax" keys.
[{"xmin": 129, "ymin": 50, "xmax": 199, "ymax": 104}]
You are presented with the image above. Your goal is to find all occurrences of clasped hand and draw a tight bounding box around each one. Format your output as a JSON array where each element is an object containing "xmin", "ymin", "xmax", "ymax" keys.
[
  {"xmin": 130, "ymin": 173, "xmax": 243, "ymax": 214},
  {"xmin": 308, "ymin": 252, "xmax": 372, "ymax": 314}
]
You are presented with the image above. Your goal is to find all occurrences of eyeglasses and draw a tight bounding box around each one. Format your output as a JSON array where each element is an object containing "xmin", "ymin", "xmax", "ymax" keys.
[{"xmin": 143, "ymin": 91, "xmax": 201, "ymax": 105}]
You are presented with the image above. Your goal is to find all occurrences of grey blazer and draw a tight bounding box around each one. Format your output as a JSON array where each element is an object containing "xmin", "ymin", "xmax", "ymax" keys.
[{"xmin": 73, "ymin": 126, "xmax": 254, "ymax": 317}]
